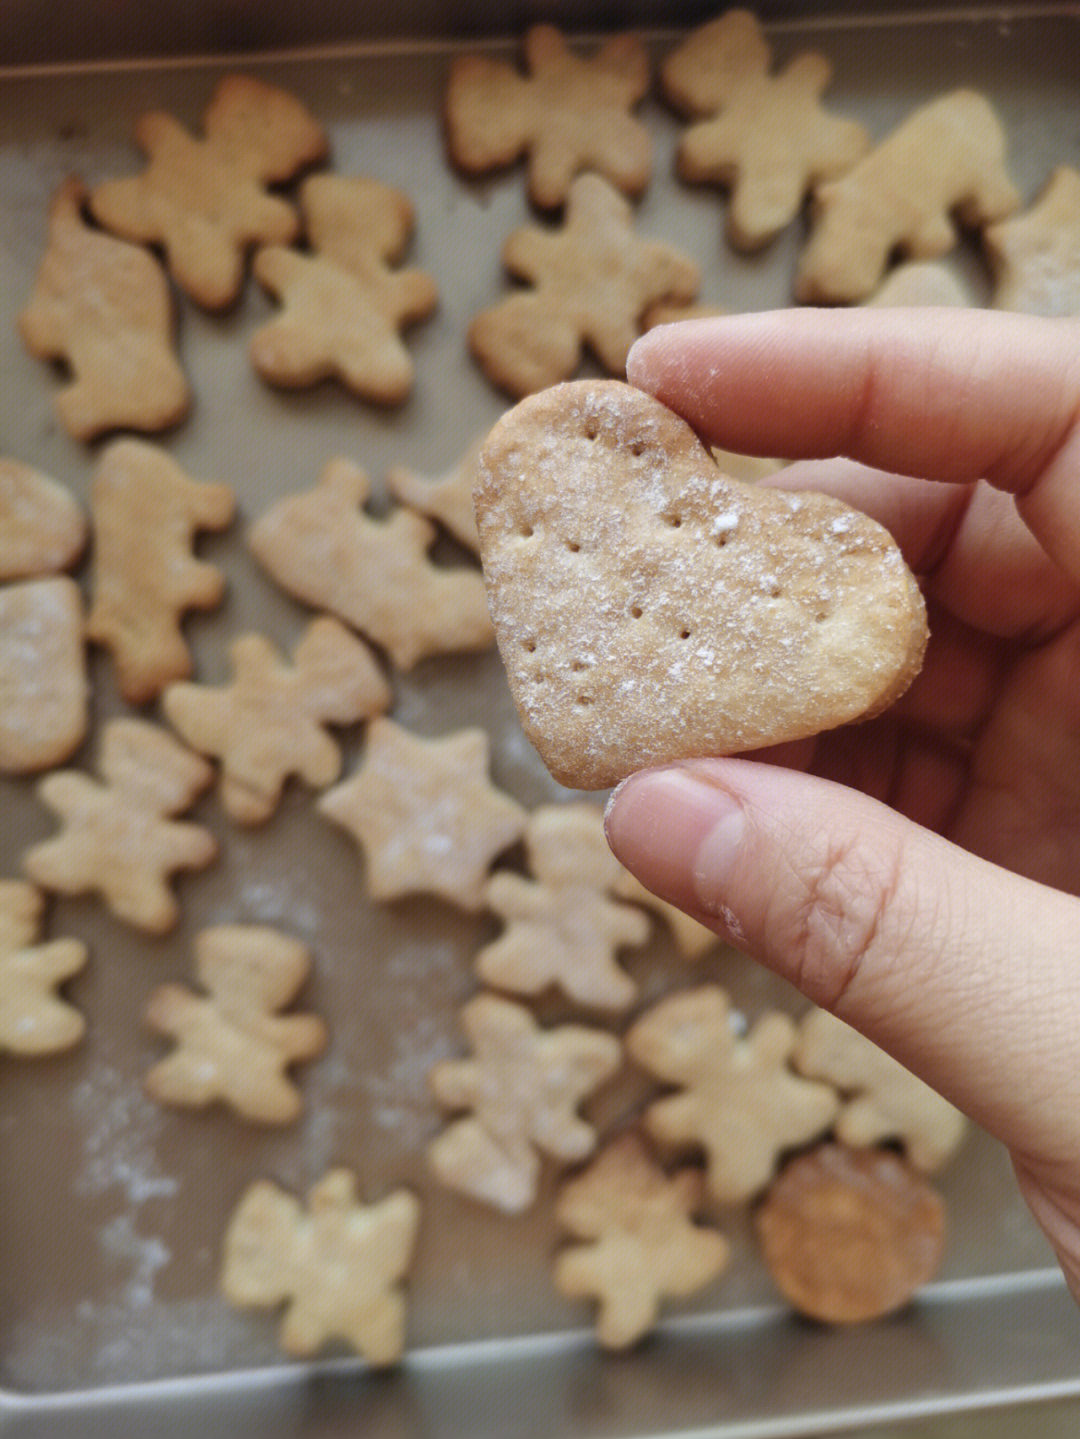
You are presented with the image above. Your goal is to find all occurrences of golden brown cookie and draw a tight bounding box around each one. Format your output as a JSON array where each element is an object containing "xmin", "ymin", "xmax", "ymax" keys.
[
  {"xmin": 386, "ymin": 437, "xmax": 486, "ymax": 554},
  {"xmin": 90, "ymin": 75, "xmax": 328, "ymax": 309},
  {"xmin": 144, "ymin": 925, "xmax": 328, "ymax": 1124},
  {"xmin": 221, "ymin": 1169, "xmax": 420, "ymax": 1363},
  {"xmin": 0, "ymin": 578, "xmax": 89, "ymax": 775},
  {"xmin": 428, "ymin": 992, "xmax": 622, "ymax": 1213},
  {"xmin": 0, "ymin": 459, "xmax": 87, "ymax": 581},
  {"xmin": 663, "ymin": 10, "xmax": 869, "ymax": 249},
  {"xmin": 248, "ymin": 458, "xmax": 492, "ymax": 671},
  {"xmin": 755, "ymin": 1142, "xmax": 947, "ymax": 1323},
  {"xmin": 87, "ymin": 440, "xmax": 236, "ymax": 704},
  {"xmin": 627, "ymin": 986, "xmax": 839, "ymax": 1204},
  {"xmin": 162, "ymin": 618, "xmax": 391, "ymax": 824},
  {"xmin": 445, "ymin": 24, "xmax": 652, "ymax": 208},
  {"xmin": 475, "ymin": 380, "xmax": 928, "ymax": 789},
  {"xmin": 796, "ymin": 89, "xmax": 1019, "ymax": 303},
  {"xmin": 553, "ymin": 1131, "xmax": 730, "ymax": 1348},
  {"xmin": 17, "ymin": 177, "xmax": 189, "ymax": 441},
  {"xmin": 250, "ymin": 175, "xmax": 438, "ymax": 404},
  {"xmin": 469, "ymin": 174, "xmax": 699, "ymax": 398}
]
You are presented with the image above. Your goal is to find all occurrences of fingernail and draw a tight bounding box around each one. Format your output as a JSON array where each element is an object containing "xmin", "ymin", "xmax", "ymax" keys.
[{"xmin": 605, "ymin": 766, "xmax": 746, "ymax": 914}]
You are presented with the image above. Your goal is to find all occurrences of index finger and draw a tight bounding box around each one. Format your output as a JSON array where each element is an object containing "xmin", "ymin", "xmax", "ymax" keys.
[{"xmin": 627, "ymin": 309, "xmax": 1080, "ymax": 588}]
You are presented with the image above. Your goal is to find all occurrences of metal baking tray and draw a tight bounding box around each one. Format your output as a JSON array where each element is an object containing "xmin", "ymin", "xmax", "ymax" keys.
[{"xmin": 3, "ymin": 6, "xmax": 1080, "ymax": 1436}]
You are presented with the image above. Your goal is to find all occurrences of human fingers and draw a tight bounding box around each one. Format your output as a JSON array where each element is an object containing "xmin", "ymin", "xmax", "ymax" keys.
[
  {"xmin": 628, "ymin": 309, "xmax": 1080, "ymax": 588},
  {"xmin": 773, "ymin": 462, "xmax": 1080, "ymax": 640},
  {"xmin": 605, "ymin": 758, "xmax": 1080, "ymax": 1177}
]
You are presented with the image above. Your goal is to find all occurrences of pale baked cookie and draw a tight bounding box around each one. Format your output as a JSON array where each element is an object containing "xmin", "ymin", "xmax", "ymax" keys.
[
  {"xmin": 523, "ymin": 801, "xmax": 719, "ymax": 960},
  {"xmin": 386, "ymin": 436, "xmax": 486, "ymax": 553},
  {"xmin": 490, "ymin": 808, "xmax": 650, "ymax": 995},
  {"xmin": 248, "ymin": 458, "xmax": 492, "ymax": 671},
  {"xmin": 24, "ymin": 718, "xmax": 217, "ymax": 934},
  {"xmin": 864, "ymin": 259, "xmax": 971, "ymax": 308},
  {"xmin": 627, "ymin": 986, "xmax": 839, "ymax": 1204},
  {"xmin": 144, "ymin": 925, "xmax": 328, "ymax": 1124},
  {"xmin": 479, "ymin": 864, "xmax": 649, "ymax": 1012},
  {"xmin": 793, "ymin": 1008, "xmax": 967, "ymax": 1173},
  {"xmin": 553, "ymin": 1131, "xmax": 730, "ymax": 1348},
  {"xmin": 17, "ymin": 177, "xmax": 189, "ymax": 441},
  {"xmin": 0, "ymin": 578, "xmax": 88, "ymax": 775},
  {"xmin": 474, "ymin": 380, "xmax": 928, "ymax": 790},
  {"xmin": 611, "ymin": 868, "xmax": 719, "ymax": 961},
  {"xmin": 663, "ymin": 10, "xmax": 869, "ymax": 250},
  {"xmin": 984, "ymin": 165, "xmax": 1080, "ymax": 317},
  {"xmin": 162, "ymin": 618, "xmax": 391, "ymax": 824},
  {"xmin": 0, "ymin": 459, "xmax": 87, "ymax": 581},
  {"xmin": 0, "ymin": 879, "xmax": 87, "ymax": 1057},
  {"xmin": 755, "ymin": 1142, "xmax": 946, "ymax": 1323},
  {"xmin": 796, "ymin": 89, "xmax": 1019, "ymax": 303},
  {"xmin": 318, "ymin": 717, "xmax": 526, "ymax": 910},
  {"xmin": 221, "ymin": 1169, "xmax": 420, "ymax": 1364},
  {"xmin": 250, "ymin": 175, "xmax": 438, "ymax": 404},
  {"xmin": 87, "ymin": 440, "xmax": 236, "ymax": 705},
  {"xmin": 428, "ymin": 992, "xmax": 622, "ymax": 1213},
  {"xmin": 445, "ymin": 24, "xmax": 652, "ymax": 208},
  {"xmin": 90, "ymin": 74, "xmax": 328, "ymax": 309},
  {"xmin": 469, "ymin": 173, "xmax": 699, "ymax": 398}
]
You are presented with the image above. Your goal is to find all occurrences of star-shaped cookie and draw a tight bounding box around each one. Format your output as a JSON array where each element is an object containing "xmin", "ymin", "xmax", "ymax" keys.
[
  {"xmin": 985, "ymin": 165, "xmax": 1080, "ymax": 317},
  {"xmin": 469, "ymin": 172, "xmax": 700, "ymax": 397},
  {"xmin": 250, "ymin": 175, "xmax": 438, "ymax": 404},
  {"xmin": 247, "ymin": 458, "xmax": 492, "ymax": 671},
  {"xmin": 446, "ymin": 24, "xmax": 652, "ymax": 208},
  {"xmin": 663, "ymin": 10, "xmax": 869, "ymax": 249},
  {"xmin": 627, "ymin": 986, "xmax": 839, "ymax": 1204},
  {"xmin": 317, "ymin": 718, "xmax": 527, "ymax": 910},
  {"xmin": 90, "ymin": 74, "xmax": 328, "ymax": 309},
  {"xmin": 428, "ymin": 992, "xmax": 622, "ymax": 1212}
]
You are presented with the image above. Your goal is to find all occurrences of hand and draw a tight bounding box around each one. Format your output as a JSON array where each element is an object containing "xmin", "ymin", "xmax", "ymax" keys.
[{"xmin": 606, "ymin": 308, "xmax": 1080, "ymax": 1296}]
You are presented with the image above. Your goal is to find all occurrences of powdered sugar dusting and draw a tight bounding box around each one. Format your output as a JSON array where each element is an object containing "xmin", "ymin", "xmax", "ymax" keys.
[
  {"xmin": 476, "ymin": 380, "xmax": 927, "ymax": 789},
  {"xmin": 71, "ymin": 1062, "xmax": 179, "ymax": 1205}
]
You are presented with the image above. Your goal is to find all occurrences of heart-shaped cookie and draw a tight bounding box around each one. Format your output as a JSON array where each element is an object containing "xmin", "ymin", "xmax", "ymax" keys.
[{"xmin": 474, "ymin": 380, "xmax": 927, "ymax": 790}]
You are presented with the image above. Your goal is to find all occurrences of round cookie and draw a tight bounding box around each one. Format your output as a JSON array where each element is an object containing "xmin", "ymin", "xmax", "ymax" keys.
[{"xmin": 755, "ymin": 1142, "xmax": 946, "ymax": 1323}]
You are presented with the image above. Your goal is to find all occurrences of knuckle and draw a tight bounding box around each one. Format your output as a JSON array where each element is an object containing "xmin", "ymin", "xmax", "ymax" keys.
[{"xmin": 771, "ymin": 834, "xmax": 907, "ymax": 1013}]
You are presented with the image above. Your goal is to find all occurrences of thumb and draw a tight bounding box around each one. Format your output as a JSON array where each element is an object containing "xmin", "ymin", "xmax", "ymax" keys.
[{"xmin": 604, "ymin": 759, "xmax": 1080, "ymax": 1172}]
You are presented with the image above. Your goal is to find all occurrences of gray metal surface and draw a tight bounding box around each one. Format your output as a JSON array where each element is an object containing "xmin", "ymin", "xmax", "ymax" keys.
[{"xmin": 2, "ymin": 7, "xmax": 1080, "ymax": 1436}]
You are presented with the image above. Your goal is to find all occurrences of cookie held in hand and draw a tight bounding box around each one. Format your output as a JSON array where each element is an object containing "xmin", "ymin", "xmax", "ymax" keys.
[{"xmin": 474, "ymin": 380, "xmax": 928, "ymax": 790}]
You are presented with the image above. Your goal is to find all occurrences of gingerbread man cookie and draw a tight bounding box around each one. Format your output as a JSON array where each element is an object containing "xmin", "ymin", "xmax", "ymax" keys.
[
  {"xmin": 251, "ymin": 175, "xmax": 438, "ymax": 404},
  {"xmin": 469, "ymin": 174, "xmax": 699, "ymax": 397},
  {"xmin": 91, "ymin": 74, "xmax": 328, "ymax": 309},
  {"xmin": 663, "ymin": 9, "xmax": 869, "ymax": 249},
  {"xmin": 221, "ymin": 1169, "xmax": 420, "ymax": 1363},
  {"xmin": 446, "ymin": 24, "xmax": 652, "ymax": 208}
]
